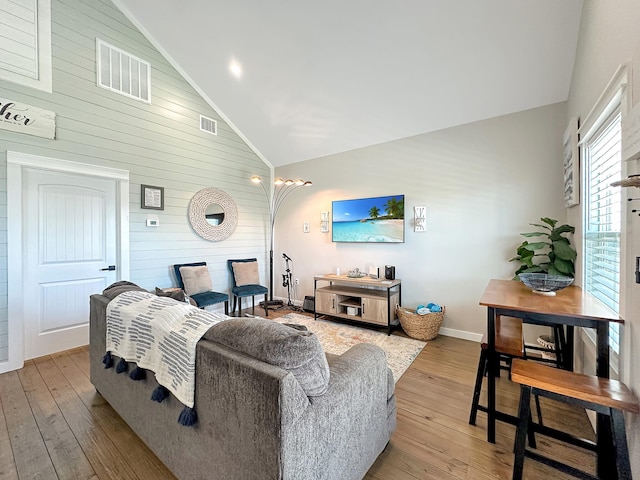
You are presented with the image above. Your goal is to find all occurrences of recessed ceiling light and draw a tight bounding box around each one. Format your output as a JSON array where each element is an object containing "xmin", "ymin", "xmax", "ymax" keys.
[{"xmin": 229, "ymin": 59, "xmax": 242, "ymax": 78}]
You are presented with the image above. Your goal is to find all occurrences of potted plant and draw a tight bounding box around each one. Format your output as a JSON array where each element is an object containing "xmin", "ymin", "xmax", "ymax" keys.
[{"xmin": 510, "ymin": 217, "xmax": 577, "ymax": 279}]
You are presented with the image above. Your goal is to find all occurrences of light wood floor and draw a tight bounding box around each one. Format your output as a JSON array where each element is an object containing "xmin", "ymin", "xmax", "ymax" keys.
[{"xmin": 0, "ymin": 309, "xmax": 596, "ymax": 480}]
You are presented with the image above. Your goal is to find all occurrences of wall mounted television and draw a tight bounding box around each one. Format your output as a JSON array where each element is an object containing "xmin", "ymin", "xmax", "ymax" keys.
[{"xmin": 332, "ymin": 194, "xmax": 405, "ymax": 243}]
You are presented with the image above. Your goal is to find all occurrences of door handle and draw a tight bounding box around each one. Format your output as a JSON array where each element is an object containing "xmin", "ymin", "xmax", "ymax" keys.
[{"xmin": 101, "ymin": 265, "xmax": 116, "ymax": 271}]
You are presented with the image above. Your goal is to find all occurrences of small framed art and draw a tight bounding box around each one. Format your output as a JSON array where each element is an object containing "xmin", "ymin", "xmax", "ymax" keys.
[{"xmin": 141, "ymin": 184, "xmax": 164, "ymax": 210}]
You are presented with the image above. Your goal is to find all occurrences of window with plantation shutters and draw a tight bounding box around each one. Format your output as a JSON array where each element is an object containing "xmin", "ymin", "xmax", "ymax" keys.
[
  {"xmin": 0, "ymin": 0, "xmax": 52, "ymax": 92},
  {"xmin": 583, "ymin": 111, "xmax": 622, "ymax": 355}
]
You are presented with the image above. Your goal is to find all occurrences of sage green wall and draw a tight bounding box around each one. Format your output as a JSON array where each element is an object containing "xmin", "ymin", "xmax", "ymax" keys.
[
  {"xmin": 274, "ymin": 102, "xmax": 567, "ymax": 341},
  {"xmin": 566, "ymin": 0, "xmax": 640, "ymax": 475},
  {"xmin": 0, "ymin": 0, "xmax": 270, "ymax": 362}
]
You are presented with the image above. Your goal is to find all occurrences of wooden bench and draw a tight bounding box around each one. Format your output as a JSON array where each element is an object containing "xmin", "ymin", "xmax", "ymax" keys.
[{"xmin": 511, "ymin": 358, "xmax": 640, "ymax": 480}]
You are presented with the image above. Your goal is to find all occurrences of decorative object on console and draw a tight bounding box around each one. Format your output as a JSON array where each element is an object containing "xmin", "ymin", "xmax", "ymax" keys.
[
  {"xmin": 518, "ymin": 273, "xmax": 574, "ymax": 296},
  {"xmin": 384, "ymin": 265, "xmax": 395, "ymax": 280},
  {"xmin": 250, "ymin": 175, "xmax": 312, "ymax": 307},
  {"xmin": 332, "ymin": 194, "xmax": 404, "ymax": 243},
  {"xmin": 188, "ymin": 187, "xmax": 238, "ymax": 241},
  {"xmin": 414, "ymin": 205, "xmax": 426, "ymax": 232}
]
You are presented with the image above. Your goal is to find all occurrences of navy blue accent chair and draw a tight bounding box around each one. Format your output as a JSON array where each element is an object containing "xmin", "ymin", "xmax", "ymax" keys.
[
  {"xmin": 173, "ymin": 262, "xmax": 229, "ymax": 315},
  {"xmin": 227, "ymin": 258, "xmax": 268, "ymax": 317}
]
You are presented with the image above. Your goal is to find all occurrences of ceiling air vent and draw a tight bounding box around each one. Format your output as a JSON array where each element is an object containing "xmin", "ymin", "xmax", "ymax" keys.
[{"xmin": 200, "ymin": 115, "xmax": 218, "ymax": 135}]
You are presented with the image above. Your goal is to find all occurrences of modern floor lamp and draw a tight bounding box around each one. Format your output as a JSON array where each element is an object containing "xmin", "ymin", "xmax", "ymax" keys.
[{"xmin": 251, "ymin": 175, "xmax": 312, "ymax": 307}]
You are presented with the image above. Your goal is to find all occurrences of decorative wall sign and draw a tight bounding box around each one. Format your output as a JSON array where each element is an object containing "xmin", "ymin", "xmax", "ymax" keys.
[
  {"xmin": 563, "ymin": 117, "xmax": 579, "ymax": 208},
  {"xmin": 0, "ymin": 97, "xmax": 56, "ymax": 139},
  {"xmin": 141, "ymin": 184, "xmax": 164, "ymax": 210},
  {"xmin": 414, "ymin": 205, "xmax": 426, "ymax": 232}
]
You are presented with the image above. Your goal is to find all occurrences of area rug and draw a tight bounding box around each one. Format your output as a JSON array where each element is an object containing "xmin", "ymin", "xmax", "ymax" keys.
[{"xmin": 272, "ymin": 313, "xmax": 426, "ymax": 382}]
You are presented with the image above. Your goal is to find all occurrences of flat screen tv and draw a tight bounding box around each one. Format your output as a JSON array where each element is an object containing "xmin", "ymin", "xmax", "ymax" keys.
[{"xmin": 332, "ymin": 194, "xmax": 405, "ymax": 243}]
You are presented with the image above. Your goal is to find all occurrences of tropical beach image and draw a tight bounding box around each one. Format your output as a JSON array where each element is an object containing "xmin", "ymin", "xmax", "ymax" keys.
[{"xmin": 332, "ymin": 195, "xmax": 405, "ymax": 243}]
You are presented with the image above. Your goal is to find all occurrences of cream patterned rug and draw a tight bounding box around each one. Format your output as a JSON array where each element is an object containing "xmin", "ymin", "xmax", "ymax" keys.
[{"xmin": 273, "ymin": 313, "xmax": 426, "ymax": 382}]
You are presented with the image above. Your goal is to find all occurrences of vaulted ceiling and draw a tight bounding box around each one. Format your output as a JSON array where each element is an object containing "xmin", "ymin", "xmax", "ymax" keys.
[{"xmin": 114, "ymin": 1, "xmax": 583, "ymax": 167}]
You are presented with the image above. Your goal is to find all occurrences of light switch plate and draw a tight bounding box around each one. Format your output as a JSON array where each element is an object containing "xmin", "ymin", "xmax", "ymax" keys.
[{"xmin": 303, "ymin": 221, "xmax": 310, "ymax": 233}]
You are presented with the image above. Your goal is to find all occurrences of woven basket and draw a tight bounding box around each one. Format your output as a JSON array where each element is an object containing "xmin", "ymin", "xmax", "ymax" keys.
[{"xmin": 396, "ymin": 306, "xmax": 445, "ymax": 341}]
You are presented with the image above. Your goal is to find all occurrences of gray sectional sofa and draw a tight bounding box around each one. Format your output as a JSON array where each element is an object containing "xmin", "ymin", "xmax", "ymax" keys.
[{"xmin": 89, "ymin": 287, "xmax": 396, "ymax": 480}]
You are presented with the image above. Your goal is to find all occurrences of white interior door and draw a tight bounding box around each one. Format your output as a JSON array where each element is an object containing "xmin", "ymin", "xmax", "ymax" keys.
[{"xmin": 23, "ymin": 168, "xmax": 118, "ymax": 359}]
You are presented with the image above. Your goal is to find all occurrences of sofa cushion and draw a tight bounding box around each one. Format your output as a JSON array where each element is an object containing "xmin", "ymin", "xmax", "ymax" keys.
[
  {"xmin": 205, "ymin": 317, "xmax": 330, "ymax": 396},
  {"xmin": 232, "ymin": 261, "xmax": 260, "ymax": 286},
  {"xmin": 179, "ymin": 265, "xmax": 213, "ymax": 295}
]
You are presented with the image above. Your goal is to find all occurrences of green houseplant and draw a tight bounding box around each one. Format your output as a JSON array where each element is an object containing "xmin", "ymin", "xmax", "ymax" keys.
[{"xmin": 510, "ymin": 217, "xmax": 577, "ymax": 279}]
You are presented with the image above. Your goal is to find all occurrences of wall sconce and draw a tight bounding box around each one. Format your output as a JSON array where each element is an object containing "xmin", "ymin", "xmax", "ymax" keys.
[
  {"xmin": 414, "ymin": 205, "xmax": 426, "ymax": 232},
  {"xmin": 320, "ymin": 211, "xmax": 330, "ymax": 233}
]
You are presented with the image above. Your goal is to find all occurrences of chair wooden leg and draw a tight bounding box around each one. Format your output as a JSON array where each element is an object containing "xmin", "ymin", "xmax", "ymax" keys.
[
  {"xmin": 512, "ymin": 385, "xmax": 532, "ymax": 480},
  {"xmin": 238, "ymin": 297, "xmax": 242, "ymax": 317},
  {"xmin": 263, "ymin": 294, "xmax": 268, "ymax": 317},
  {"xmin": 469, "ymin": 349, "xmax": 488, "ymax": 425},
  {"xmin": 251, "ymin": 295, "xmax": 255, "ymax": 314},
  {"xmin": 223, "ymin": 300, "xmax": 229, "ymax": 316},
  {"xmin": 232, "ymin": 296, "xmax": 238, "ymax": 315}
]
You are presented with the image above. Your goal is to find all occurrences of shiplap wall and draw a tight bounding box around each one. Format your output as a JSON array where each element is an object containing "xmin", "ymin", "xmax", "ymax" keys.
[{"xmin": 0, "ymin": 0, "xmax": 270, "ymax": 362}]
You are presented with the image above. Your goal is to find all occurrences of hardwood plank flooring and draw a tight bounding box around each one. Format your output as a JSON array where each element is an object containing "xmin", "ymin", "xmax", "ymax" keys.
[{"xmin": 0, "ymin": 309, "xmax": 597, "ymax": 479}]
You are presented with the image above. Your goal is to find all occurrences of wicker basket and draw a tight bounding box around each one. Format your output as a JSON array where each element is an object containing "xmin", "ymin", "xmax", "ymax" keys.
[{"xmin": 396, "ymin": 306, "xmax": 445, "ymax": 341}]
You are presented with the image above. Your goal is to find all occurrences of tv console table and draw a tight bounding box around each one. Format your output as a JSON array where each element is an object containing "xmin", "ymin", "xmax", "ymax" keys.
[{"xmin": 313, "ymin": 274, "xmax": 401, "ymax": 335}]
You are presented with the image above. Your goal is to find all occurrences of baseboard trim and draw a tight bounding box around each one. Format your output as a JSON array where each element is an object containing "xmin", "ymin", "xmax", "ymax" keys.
[{"xmin": 438, "ymin": 327, "xmax": 482, "ymax": 342}]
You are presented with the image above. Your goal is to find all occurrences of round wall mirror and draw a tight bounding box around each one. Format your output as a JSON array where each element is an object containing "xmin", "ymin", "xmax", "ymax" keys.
[
  {"xmin": 188, "ymin": 187, "xmax": 238, "ymax": 241},
  {"xmin": 205, "ymin": 203, "xmax": 225, "ymax": 226}
]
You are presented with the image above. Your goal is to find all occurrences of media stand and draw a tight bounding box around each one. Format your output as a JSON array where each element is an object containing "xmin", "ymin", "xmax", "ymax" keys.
[{"xmin": 313, "ymin": 274, "xmax": 401, "ymax": 335}]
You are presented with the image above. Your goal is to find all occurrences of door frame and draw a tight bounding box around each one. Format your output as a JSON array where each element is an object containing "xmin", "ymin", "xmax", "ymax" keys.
[{"xmin": 4, "ymin": 151, "xmax": 130, "ymax": 373}]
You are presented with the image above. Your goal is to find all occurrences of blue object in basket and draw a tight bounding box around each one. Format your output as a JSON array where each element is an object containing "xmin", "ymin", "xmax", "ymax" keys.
[{"xmin": 427, "ymin": 303, "xmax": 442, "ymax": 312}]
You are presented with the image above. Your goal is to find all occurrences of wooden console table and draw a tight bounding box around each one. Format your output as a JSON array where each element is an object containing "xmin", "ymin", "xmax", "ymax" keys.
[{"xmin": 313, "ymin": 274, "xmax": 401, "ymax": 335}]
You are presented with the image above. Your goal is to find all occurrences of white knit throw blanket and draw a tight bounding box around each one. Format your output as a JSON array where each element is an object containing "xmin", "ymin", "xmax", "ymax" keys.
[{"xmin": 106, "ymin": 290, "xmax": 227, "ymax": 408}]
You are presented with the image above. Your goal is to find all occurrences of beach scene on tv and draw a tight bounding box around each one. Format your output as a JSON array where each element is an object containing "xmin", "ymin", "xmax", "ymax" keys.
[{"xmin": 332, "ymin": 195, "xmax": 405, "ymax": 243}]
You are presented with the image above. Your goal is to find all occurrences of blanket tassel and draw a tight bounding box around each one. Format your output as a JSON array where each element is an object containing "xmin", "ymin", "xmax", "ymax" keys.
[
  {"xmin": 129, "ymin": 366, "xmax": 146, "ymax": 381},
  {"xmin": 151, "ymin": 385, "xmax": 170, "ymax": 403},
  {"xmin": 116, "ymin": 358, "xmax": 128, "ymax": 374},
  {"xmin": 178, "ymin": 406, "xmax": 198, "ymax": 426},
  {"xmin": 102, "ymin": 351, "xmax": 113, "ymax": 369}
]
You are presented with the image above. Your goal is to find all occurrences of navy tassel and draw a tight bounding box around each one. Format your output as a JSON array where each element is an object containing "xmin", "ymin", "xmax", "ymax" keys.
[
  {"xmin": 178, "ymin": 406, "xmax": 198, "ymax": 426},
  {"xmin": 129, "ymin": 366, "xmax": 145, "ymax": 381},
  {"xmin": 116, "ymin": 358, "xmax": 128, "ymax": 374},
  {"xmin": 102, "ymin": 351, "xmax": 113, "ymax": 369},
  {"xmin": 151, "ymin": 385, "xmax": 170, "ymax": 403}
]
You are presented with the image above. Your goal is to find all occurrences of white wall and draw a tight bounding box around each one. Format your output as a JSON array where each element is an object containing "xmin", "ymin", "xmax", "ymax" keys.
[
  {"xmin": 273, "ymin": 103, "xmax": 567, "ymax": 340},
  {"xmin": 566, "ymin": 0, "xmax": 640, "ymax": 475}
]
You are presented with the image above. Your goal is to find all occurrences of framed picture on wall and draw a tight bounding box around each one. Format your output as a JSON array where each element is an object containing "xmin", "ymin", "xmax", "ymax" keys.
[
  {"xmin": 141, "ymin": 184, "xmax": 164, "ymax": 210},
  {"xmin": 563, "ymin": 117, "xmax": 579, "ymax": 207}
]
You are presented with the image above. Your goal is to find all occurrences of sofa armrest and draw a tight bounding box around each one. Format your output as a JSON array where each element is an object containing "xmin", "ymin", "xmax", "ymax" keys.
[{"xmin": 282, "ymin": 342, "xmax": 392, "ymax": 480}]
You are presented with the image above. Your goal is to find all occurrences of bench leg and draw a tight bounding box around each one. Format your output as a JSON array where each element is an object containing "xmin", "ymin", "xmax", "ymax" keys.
[
  {"xmin": 611, "ymin": 408, "xmax": 632, "ymax": 480},
  {"xmin": 469, "ymin": 349, "xmax": 487, "ymax": 425},
  {"xmin": 512, "ymin": 385, "xmax": 532, "ymax": 480}
]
